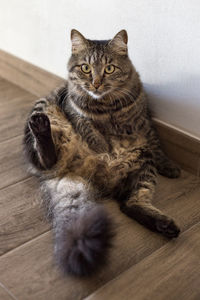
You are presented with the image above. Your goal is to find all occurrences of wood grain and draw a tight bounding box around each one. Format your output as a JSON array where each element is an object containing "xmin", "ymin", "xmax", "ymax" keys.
[
  {"xmin": 0, "ymin": 171, "xmax": 199, "ymax": 300},
  {"xmin": 0, "ymin": 50, "xmax": 65, "ymax": 97},
  {"xmin": 0, "ymin": 136, "xmax": 29, "ymax": 189},
  {"xmin": 0, "ymin": 177, "xmax": 49, "ymax": 255},
  {"xmin": 0, "ymin": 78, "xmax": 21, "ymax": 105},
  {"xmin": 0, "ymin": 78, "xmax": 36, "ymax": 142},
  {"xmin": 0, "ymin": 284, "xmax": 16, "ymax": 300},
  {"xmin": 86, "ymin": 222, "xmax": 200, "ymax": 300},
  {"xmin": 155, "ymin": 172, "xmax": 200, "ymax": 232}
]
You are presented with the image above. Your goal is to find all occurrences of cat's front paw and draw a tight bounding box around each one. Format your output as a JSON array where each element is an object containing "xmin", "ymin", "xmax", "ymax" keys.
[
  {"xmin": 29, "ymin": 113, "xmax": 51, "ymax": 137},
  {"xmin": 92, "ymin": 139, "xmax": 110, "ymax": 153},
  {"xmin": 156, "ymin": 216, "xmax": 180, "ymax": 238}
]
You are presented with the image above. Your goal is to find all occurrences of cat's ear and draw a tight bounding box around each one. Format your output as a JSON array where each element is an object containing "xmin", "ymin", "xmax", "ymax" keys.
[
  {"xmin": 71, "ymin": 29, "xmax": 88, "ymax": 54},
  {"xmin": 108, "ymin": 30, "xmax": 128, "ymax": 55}
]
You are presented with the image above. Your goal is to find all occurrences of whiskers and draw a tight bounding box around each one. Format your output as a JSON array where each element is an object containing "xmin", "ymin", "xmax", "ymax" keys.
[{"xmin": 66, "ymin": 80, "xmax": 141, "ymax": 115}]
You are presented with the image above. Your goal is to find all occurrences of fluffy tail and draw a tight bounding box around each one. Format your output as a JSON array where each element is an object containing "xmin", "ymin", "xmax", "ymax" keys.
[{"xmin": 53, "ymin": 204, "xmax": 113, "ymax": 276}]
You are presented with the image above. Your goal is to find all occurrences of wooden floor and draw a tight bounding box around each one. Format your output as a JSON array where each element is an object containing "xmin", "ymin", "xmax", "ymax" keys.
[{"xmin": 0, "ymin": 77, "xmax": 200, "ymax": 300}]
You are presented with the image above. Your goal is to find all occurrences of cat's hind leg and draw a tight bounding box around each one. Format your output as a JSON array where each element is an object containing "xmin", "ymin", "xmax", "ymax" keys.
[
  {"xmin": 24, "ymin": 99, "xmax": 57, "ymax": 169},
  {"xmin": 119, "ymin": 152, "xmax": 180, "ymax": 238},
  {"xmin": 153, "ymin": 148, "xmax": 181, "ymax": 178},
  {"xmin": 28, "ymin": 112, "xmax": 57, "ymax": 168},
  {"xmin": 148, "ymin": 127, "xmax": 181, "ymax": 178}
]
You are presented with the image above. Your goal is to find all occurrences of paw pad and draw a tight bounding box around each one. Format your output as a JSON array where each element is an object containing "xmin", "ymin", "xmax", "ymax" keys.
[{"xmin": 29, "ymin": 113, "xmax": 50, "ymax": 136}]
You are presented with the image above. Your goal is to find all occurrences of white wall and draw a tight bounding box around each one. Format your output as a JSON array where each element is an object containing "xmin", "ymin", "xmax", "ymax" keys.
[{"xmin": 1, "ymin": 0, "xmax": 200, "ymax": 138}]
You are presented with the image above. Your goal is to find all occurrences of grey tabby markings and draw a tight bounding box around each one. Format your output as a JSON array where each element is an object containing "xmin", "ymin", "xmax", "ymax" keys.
[{"xmin": 23, "ymin": 29, "xmax": 181, "ymax": 276}]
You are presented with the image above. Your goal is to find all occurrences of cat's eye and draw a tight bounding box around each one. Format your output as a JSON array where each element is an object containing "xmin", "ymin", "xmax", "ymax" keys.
[
  {"xmin": 105, "ymin": 65, "xmax": 115, "ymax": 74},
  {"xmin": 81, "ymin": 64, "xmax": 91, "ymax": 73}
]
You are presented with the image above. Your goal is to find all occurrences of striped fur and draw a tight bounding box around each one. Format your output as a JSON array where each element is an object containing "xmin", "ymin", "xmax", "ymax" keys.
[{"xmin": 23, "ymin": 30, "xmax": 180, "ymax": 276}]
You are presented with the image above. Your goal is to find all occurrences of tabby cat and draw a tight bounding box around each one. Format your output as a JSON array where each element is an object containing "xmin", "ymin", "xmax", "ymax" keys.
[{"xmin": 23, "ymin": 29, "xmax": 181, "ymax": 276}]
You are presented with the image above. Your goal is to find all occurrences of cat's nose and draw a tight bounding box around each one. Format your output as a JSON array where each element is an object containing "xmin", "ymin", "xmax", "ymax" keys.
[{"xmin": 92, "ymin": 78, "xmax": 101, "ymax": 89}]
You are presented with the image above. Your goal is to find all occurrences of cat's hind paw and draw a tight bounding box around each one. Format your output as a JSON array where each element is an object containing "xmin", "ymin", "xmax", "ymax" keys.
[
  {"xmin": 156, "ymin": 217, "xmax": 180, "ymax": 238},
  {"xmin": 29, "ymin": 113, "xmax": 51, "ymax": 137}
]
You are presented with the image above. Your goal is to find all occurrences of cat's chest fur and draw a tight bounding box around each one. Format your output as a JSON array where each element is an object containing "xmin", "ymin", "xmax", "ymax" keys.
[
  {"xmin": 95, "ymin": 113, "xmax": 133, "ymax": 135},
  {"xmin": 65, "ymin": 92, "xmax": 149, "ymax": 151}
]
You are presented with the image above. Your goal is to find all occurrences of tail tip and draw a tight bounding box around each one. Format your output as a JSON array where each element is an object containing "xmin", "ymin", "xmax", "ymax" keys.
[{"xmin": 54, "ymin": 205, "xmax": 114, "ymax": 276}]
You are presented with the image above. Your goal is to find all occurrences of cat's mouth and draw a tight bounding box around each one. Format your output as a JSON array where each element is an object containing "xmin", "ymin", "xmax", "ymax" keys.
[
  {"xmin": 82, "ymin": 85, "xmax": 112, "ymax": 99},
  {"xmin": 86, "ymin": 87, "xmax": 112, "ymax": 100}
]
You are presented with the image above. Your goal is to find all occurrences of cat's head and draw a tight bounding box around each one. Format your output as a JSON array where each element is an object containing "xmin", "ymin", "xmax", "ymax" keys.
[{"xmin": 67, "ymin": 29, "xmax": 135, "ymax": 99}]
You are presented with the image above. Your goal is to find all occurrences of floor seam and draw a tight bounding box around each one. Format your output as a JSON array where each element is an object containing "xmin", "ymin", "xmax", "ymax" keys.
[
  {"xmin": 0, "ymin": 134, "xmax": 23, "ymax": 145},
  {"xmin": 0, "ymin": 281, "xmax": 18, "ymax": 300},
  {"xmin": 0, "ymin": 135, "xmax": 23, "ymax": 144},
  {"xmin": 0, "ymin": 175, "xmax": 32, "ymax": 191},
  {"xmin": 0, "ymin": 229, "xmax": 51, "ymax": 259}
]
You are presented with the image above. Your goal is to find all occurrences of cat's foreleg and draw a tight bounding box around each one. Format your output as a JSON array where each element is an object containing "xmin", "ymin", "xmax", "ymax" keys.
[
  {"xmin": 120, "ymin": 157, "xmax": 180, "ymax": 238},
  {"xmin": 109, "ymin": 147, "xmax": 152, "ymax": 178},
  {"xmin": 70, "ymin": 115, "xmax": 110, "ymax": 153}
]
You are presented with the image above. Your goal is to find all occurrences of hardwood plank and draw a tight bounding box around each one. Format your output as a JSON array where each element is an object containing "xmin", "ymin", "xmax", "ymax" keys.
[
  {"xmin": 0, "ymin": 50, "xmax": 65, "ymax": 97},
  {"xmin": 0, "ymin": 136, "xmax": 29, "ymax": 189},
  {"xmin": 0, "ymin": 78, "xmax": 35, "ymax": 142},
  {"xmin": 0, "ymin": 284, "xmax": 16, "ymax": 300},
  {"xmin": 0, "ymin": 171, "xmax": 199, "ymax": 300},
  {"xmin": 154, "ymin": 172, "xmax": 200, "ymax": 232},
  {"xmin": 86, "ymin": 222, "xmax": 200, "ymax": 300},
  {"xmin": 0, "ymin": 177, "xmax": 49, "ymax": 255},
  {"xmin": 0, "ymin": 77, "xmax": 19, "ymax": 102},
  {"xmin": 0, "ymin": 77, "xmax": 27, "ymax": 105}
]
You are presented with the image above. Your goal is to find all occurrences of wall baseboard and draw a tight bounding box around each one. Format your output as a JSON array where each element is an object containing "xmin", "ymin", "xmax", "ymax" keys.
[
  {"xmin": 154, "ymin": 120, "xmax": 200, "ymax": 176},
  {"xmin": 0, "ymin": 49, "xmax": 199, "ymax": 175},
  {"xmin": 0, "ymin": 49, "xmax": 65, "ymax": 96}
]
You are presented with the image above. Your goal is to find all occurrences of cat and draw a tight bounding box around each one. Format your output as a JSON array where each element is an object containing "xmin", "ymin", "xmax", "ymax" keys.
[{"xmin": 23, "ymin": 29, "xmax": 181, "ymax": 276}]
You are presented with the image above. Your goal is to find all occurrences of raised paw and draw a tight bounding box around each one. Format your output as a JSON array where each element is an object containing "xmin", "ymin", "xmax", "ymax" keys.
[
  {"xmin": 157, "ymin": 161, "xmax": 181, "ymax": 178},
  {"xmin": 156, "ymin": 217, "xmax": 180, "ymax": 238},
  {"xmin": 29, "ymin": 113, "xmax": 51, "ymax": 137}
]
